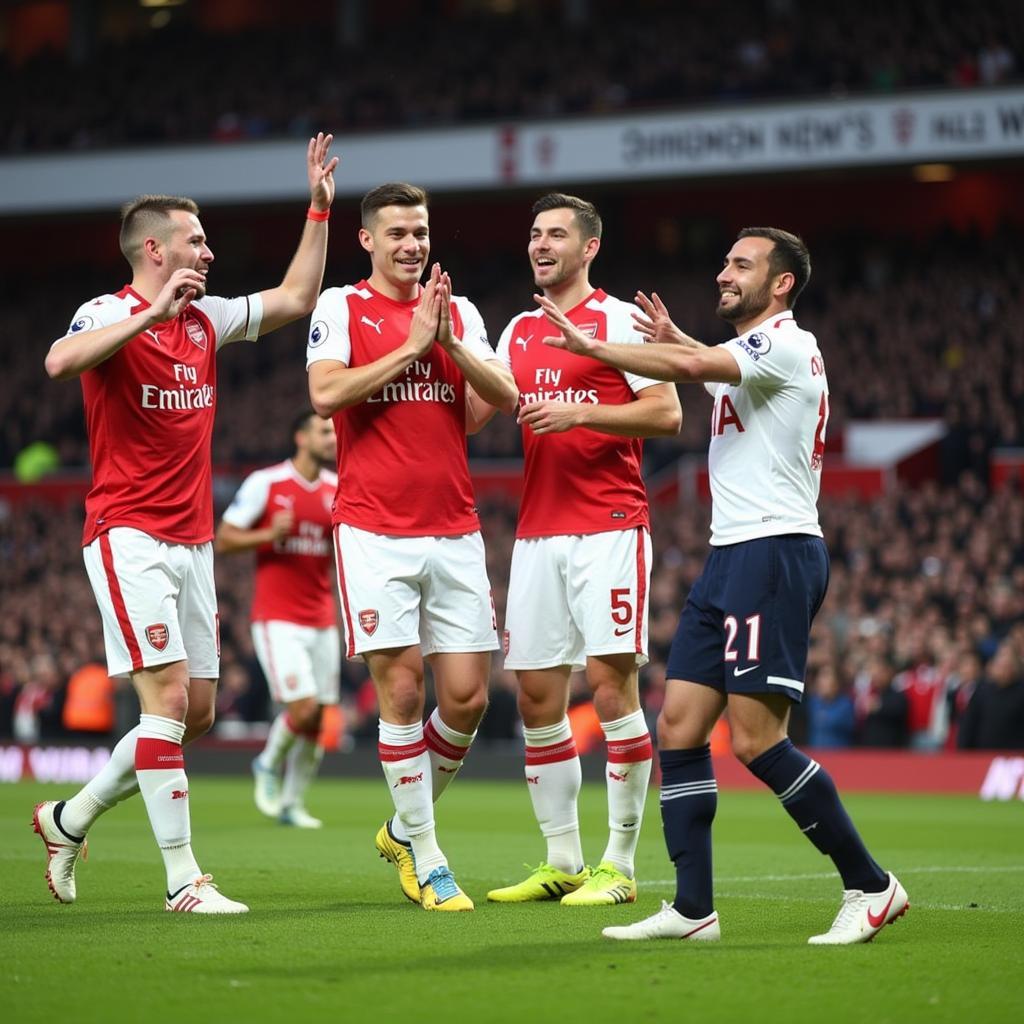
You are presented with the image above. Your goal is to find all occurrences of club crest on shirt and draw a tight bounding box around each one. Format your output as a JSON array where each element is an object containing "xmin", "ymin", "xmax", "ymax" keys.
[
  {"xmin": 359, "ymin": 609, "xmax": 379, "ymax": 636},
  {"xmin": 185, "ymin": 317, "xmax": 208, "ymax": 351},
  {"xmin": 577, "ymin": 321, "xmax": 599, "ymax": 338},
  {"xmin": 146, "ymin": 623, "xmax": 169, "ymax": 651}
]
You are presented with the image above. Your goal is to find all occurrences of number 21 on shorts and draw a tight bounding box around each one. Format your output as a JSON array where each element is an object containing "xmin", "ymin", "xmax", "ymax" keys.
[{"xmin": 724, "ymin": 613, "xmax": 761, "ymax": 663}]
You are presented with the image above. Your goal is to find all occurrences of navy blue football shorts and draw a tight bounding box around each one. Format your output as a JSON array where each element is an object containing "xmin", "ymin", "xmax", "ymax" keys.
[{"xmin": 665, "ymin": 534, "xmax": 829, "ymax": 703}]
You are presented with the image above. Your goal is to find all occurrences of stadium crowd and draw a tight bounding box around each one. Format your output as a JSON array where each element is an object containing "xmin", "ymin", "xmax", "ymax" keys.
[
  {"xmin": 1, "ymin": 0, "xmax": 1020, "ymax": 154},
  {"xmin": 2, "ymin": 227, "xmax": 1023, "ymax": 750}
]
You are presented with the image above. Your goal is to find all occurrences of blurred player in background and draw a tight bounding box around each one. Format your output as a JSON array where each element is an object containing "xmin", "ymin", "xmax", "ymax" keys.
[
  {"xmin": 33, "ymin": 134, "xmax": 338, "ymax": 915},
  {"xmin": 307, "ymin": 183, "xmax": 518, "ymax": 911},
  {"xmin": 486, "ymin": 194, "xmax": 680, "ymax": 907},
  {"xmin": 542, "ymin": 227, "xmax": 908, "ymax": 944},
  {"xmin": 216, "ymin": 411, "xmax": 339, "ymax": 829}
]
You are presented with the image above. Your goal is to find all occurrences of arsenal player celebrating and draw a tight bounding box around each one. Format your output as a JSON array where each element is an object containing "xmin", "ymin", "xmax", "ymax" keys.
[
  {"xmin": 33, "ymin": 134, "xmax": 338, "ymax": 915},
  {"xmin": 307, "ymin": 182, "xmax": 518, "ymax": 912},
  {"xmin": 486, "ymin": 194, "xmax": 680, "ymax": 908}
]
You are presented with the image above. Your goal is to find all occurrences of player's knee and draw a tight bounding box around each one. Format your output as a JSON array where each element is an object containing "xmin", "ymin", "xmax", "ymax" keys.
[
  {"xmin": 656, "ymin": 706, "xmax": 701, "ymax": 749},
  {"xmin": 289, "ymin": 699, "xmax": 322, "ymax": 734},
  {"xmin": 461, "ymin": 685, "xmax": 489, "ymax": 724},
  {"xmin": 730, "ymin": 729, "xmax": 779, "ymax": 766},
  {"xmin": 591, "ymin": 682, "xmax": 634, "ymax": 723}
]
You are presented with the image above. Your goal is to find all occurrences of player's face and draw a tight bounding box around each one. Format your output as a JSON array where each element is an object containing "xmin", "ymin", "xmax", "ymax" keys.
[
  {"xmin": 160, "ymin": 211, "xmax": 214, "ymax": 297},
  {"xmin": 360, "ymin": 205, "xmax": 430, "ymax": 289},
  {"xmin": 303, "ymin": 416, "xmax": 337, "ymax": 465},
  {"xmin": 715, "ymin": 236, "xmax": 776, "ymax": 326},
  {"xmin": 529, "ymin": 209, "xmax": 595, "ymax": 292}
]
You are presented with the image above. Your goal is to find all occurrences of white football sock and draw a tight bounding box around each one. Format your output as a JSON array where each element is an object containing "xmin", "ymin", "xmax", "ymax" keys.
[
  {"xmin": 135, "ymin": 714, "xmax": 201, "ymax": 893},
  {"xmin": 600, "ymin": 709, "xmax": 653, "ymax": 877},
  {"xmin": 282, "ymin": 734, "xmax": 323, "ymax": 809},
  {"xmin": 378, "ymin": 719, "xmax": 445, "ymax": 881},
  {"xmin": 523, "ymin": 718, "xmax": 583, "ymax": 874},
  {"xmin": 60, "ymin": 725, "xmax": 141, "ymax": 836},
  {"xmin": 258, "ymin": 711, "xmax": 301, "ymax": 771}
]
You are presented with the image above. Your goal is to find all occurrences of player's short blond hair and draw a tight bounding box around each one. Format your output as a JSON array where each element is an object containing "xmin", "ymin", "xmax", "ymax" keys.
[
  {"xmin": 119, "ymin": 195, "xmax": 200, "ymax": 265},
  {"xmin": 360, "ymin": 183, "xmax": 428, "ymax": 228}
]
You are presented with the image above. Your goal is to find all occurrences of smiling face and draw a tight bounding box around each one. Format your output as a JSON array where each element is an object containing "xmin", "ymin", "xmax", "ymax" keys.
[
  {"xmin": 158, "ymin": 210, "xmax": 214, "ymax": 297},
  {"xmin": 529, "ymin": 208, "xmax": 599, "ymax": 294},
  {"xmin": 714, "ymin": 235, "xmax": 781, "ymax": 329},
  {"xmin": 360, "ymin": 204, "xmax": 430, "ymax": 299}
]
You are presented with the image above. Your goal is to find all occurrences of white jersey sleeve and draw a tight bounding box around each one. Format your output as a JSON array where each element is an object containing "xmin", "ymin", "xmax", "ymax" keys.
[
  {"xmin": 306, "ymin": 287, "xmax": 353, "ymax": 368},
  {"xmin": 452, "ymin": 296, "xmax": 500, "ymax": 363},
  {"xmin": 52, "ymin": 293, "xmax": 134, "ymax": 348},
  {"xmin": 723, "ymin": 326, "xmax": 803, "ymax": 390},
  {"xmin": 602, "ymin": 298, "xmax": 662, "ymax": 395},
  {"xmin": 495, "ymin": 320, "xmax": 514, "ymax": 371},
  {"xmin": 220, "ymin": 468, "xmax": 272, "ymax": 529},
  {"xmin": 197, "ymin": 294, "xmax": 263, "ymax": 350}
]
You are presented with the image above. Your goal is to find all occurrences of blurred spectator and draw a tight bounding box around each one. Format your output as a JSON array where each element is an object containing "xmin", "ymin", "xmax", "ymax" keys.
[
  {"xmin": 805, "ymin": 663, "xmax": 856, "ymax": 748},
  {"xmin": 61, "ymin": 662, "xmax": 115, "ymax": 736},
  {"xmin": 958, "ymin": 642, "xmax": 1024, "ymax": 750},
  {"xmin": 855, "ymin": 657, "xmax": 910, "ymax": 748}
]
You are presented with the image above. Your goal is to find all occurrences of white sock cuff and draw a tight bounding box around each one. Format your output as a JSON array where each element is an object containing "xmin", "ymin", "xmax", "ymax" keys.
[
  {"xmin": 427, "ymin": 707, "xmax": 475, "ymax": 748},
  {"xmin": 523, "ymin": 717, "xmax": 573, "ymax": 747},
  {"xmin": 138, "ymin": 714, "xmax": 185, "ymax": 744},
  {"xmin": 600, "ymin": 708, "xmax": 648, "ymax": 741},
  {"xmin": 378, "ymin": 719, "xmax": 424, "ymax": 746}
]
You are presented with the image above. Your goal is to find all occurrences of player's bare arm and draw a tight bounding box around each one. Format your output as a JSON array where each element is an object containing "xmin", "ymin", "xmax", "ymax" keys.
[
  {"xmin": 632, "ymin": 292, "xmax": 705, "ymax": 349},
  {"xmin": 434, "ymin": 269, "xmax": 518, "ymax": 431},
  {"xmin": 308, "ymin": 274, "xmax": 442, "ymax": 417},
  {"xmin": 214, "ymin": 510, "xmax": 293, "ymax": 555},
  {"xmin": 518, "ymin": 382, "xmax": 680, "ymax": 437},
  {"xmin": 537, "ymin": 293, "xmax": 741, "ymax": 385},
  {"xmin": 257, "ymin": 133, "xmax": 339, "ymax": 335},
  {"xmin": 44, "ymin": 267, "xmax": 206, "ymax": 380}
]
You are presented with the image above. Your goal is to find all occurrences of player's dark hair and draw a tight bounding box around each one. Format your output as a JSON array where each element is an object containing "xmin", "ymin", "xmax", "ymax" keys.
[
  {"xmin": 291, "ymin": 410, "xmax": 317, "ymax": 437},
  {"xmin": 360, "ymin": 182, "xmax": 429, "ymax": 227},
  {"xmin": 119, "ymin": 195, "xmax": 200, "ymax": 265},
  {"xmin": 737, "ymin": 227, "xmax": 811, "ymax": 307},
  {"xmin": 532, "ymin": 193, "xmax": 602, "ymax": 240}
]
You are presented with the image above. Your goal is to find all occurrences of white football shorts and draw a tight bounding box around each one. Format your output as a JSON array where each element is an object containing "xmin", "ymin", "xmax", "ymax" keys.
[
  {"xmin": 251, "ymin": 620, "xmax": 341, "ymax": 705},
  {"xmin": 82, "ymin": 527, "xmax": 219, "ymax": 678},
  {"xmin": 503, "ymin": 527, "xmax": 651, "ymax": 671},
  {"xmin": 333, "ymin": 524, "xmax": 499, "ymax": 657}
]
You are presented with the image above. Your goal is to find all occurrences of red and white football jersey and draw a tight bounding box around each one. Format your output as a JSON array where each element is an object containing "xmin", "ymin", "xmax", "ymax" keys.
[
  {"xmin": 220, "ymin": 460, "xmax": 337, "ymax": 628},
  {"xmin": 306, "ymin": 280, "xmax": 498, "ymax": 537},
  {"xmin": 496, "ymin": 289, "xmax": 659, "ymax": 538},
  {"xmin": 53, "ymin": 286, "xmax": 262, "ymax": 546}
]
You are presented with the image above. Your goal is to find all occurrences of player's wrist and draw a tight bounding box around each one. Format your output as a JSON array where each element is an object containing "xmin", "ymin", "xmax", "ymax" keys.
[{"xmin": 306, "ymin": 206, "xmax": 330, "ymax": 221}]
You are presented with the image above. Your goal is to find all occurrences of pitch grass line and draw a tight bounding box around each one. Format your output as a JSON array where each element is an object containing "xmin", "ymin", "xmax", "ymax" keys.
[{"xmin": 642, "ymin": 864, "xmax": 1024, "ymax": 885}]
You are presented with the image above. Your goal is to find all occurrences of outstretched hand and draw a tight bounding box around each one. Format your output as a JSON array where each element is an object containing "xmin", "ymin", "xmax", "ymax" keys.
[
  {"xmin": 308, "ymin": 132, "xmax": 339, "ymax": 212},
  {"xmin": 535, "ymin": 294, "xmax": 600, "ymax": 356},
  {"xmin": 633, "ymin": 292, "xmax": 698, "ymax": 348}
]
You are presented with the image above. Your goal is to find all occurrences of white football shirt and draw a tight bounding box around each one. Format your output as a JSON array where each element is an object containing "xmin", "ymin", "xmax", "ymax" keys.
[{"xmin": 706, "ymin": 311, "xmax": 828, "ymax": 545}]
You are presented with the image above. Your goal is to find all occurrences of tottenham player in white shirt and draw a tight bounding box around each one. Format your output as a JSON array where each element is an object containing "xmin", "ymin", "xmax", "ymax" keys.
[
  {"xmin": 307, "ymin": 183, "xmax": 518, "ymax": 912},
  {"xmin": 34, "ymin": 135, "xmax": 338, "ymax": 915},
  {"xmin": 542, "ymin": 228, "xmax": 908, "ymax": 945}
]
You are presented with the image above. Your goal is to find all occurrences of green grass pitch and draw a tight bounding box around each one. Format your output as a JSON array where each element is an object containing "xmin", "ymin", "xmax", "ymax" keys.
[{"xmin": 2, "ymin": 777, "xmax": 1021, "ymax": 1024}]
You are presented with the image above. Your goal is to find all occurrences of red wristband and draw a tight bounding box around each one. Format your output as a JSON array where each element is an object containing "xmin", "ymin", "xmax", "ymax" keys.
[{"xmin": 306, "ymin": 207, "xmax": 330, "ymax": 222}]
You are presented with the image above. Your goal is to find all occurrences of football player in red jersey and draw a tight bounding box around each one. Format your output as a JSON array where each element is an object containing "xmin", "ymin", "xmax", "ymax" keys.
[{"xmin": 33, "ymin": 135, "xmax": 338, "ymax": 915}]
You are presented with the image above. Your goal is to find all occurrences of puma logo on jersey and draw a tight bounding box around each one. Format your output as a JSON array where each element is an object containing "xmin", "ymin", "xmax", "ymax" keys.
[
  {"xmin": 143, "ymin": 328, "xmax": 163, "ymax": 346},
  {"xmin": 515, "ymin": 334, "xmax": 532, "ymax": 350},
  {"xmin": 361, "ymin": 315, "xmax": 385, "ymax": 335},
  {"xmin": 273, "ymin": 494, "xmax": 295, "ymax": 509}
]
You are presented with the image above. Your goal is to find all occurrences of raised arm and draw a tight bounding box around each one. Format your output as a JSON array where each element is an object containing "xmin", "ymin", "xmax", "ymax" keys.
[
  {"xmin": 45, "ymin": 268, "xmax": 206, "ymax": 380},
  {"xmin": 538, "ymin": 293, "xmax": 740, "ymax": 385},
  {"xmin": 257, "ymin": 133, "xmax": 339, "ymax": 335}
]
